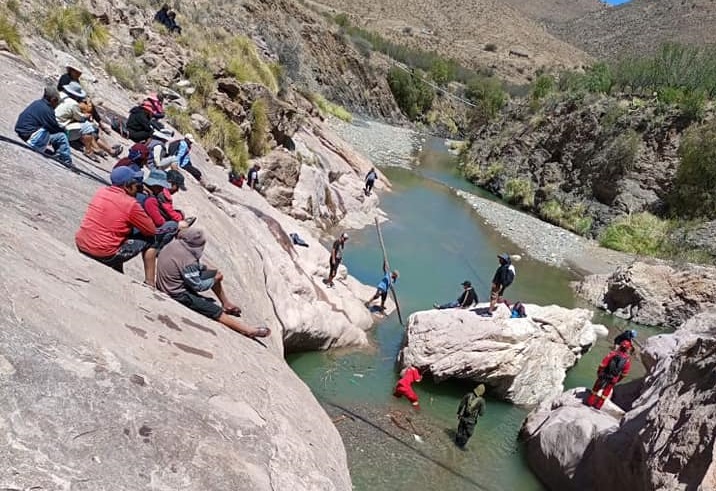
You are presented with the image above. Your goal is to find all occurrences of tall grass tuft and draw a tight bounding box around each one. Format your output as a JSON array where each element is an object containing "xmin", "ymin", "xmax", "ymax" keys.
[
  {"xmin": 43, "ymin": 6, "xmax": 109, "ymax": 53},
  {"xmin": 310, "ymin": 93, "xmax": 353, "ymax": 122},
  {"xmin": 206, "ymin": 108, "xmax": 249, "ymax": 173},
  {"xmin": 599, "ymin": 213, "xmax": 672, "ymax": 255},
  {"xmin": 0, "ymin": 13, "xmax": 23, "ymax": 54},
  {"xmin": 248, "ymin": 99, "xmax": 270, "ymax": 157},
  {"xmin": 226, "ymin": 37, "xmax": 279, "ymax": 93}
]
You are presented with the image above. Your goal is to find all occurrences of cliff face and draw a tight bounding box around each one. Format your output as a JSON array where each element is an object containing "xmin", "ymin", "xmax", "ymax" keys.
[
  {"xmin": 462, "ymin": 94, "xmax": 694, "ymax": 234},
  {"xmin": 0, "ymin": 27, "xmax": 396, "ymax": 485},
  {"xmin": 520, "ymin": 310, "xmax": 716, "ymax": 491}
]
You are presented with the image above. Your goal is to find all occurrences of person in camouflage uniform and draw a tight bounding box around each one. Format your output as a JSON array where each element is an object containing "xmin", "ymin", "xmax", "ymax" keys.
[{"xmin": 455, "ymin": 384, "xmax": 486, "ymax": 448}]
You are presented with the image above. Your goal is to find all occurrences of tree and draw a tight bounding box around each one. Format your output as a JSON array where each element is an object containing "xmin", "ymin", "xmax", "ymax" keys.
[{"xmin": 387, "ymin": 67, "xmax": 434, "ymax": 120}]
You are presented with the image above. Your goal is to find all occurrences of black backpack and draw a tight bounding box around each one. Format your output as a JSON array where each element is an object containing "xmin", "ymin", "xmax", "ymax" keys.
[{"xmin": 603, "ymin": 353, "xmax": 627, "ymax": 379}]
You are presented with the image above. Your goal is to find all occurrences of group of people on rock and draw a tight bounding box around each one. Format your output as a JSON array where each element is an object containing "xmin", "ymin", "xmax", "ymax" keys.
[
  {"xmin": 153, "ymin": 4, "xmax": 182, "ymax": 34},
  {"xmin": 14, "ymin": 66, "xmax": 270, "ymax": 340}
]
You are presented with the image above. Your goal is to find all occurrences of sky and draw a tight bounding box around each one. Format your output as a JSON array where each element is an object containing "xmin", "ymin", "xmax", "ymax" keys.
[{"xmin": 604, "ymin": 0, "xmax": 631, "ymax": 4}]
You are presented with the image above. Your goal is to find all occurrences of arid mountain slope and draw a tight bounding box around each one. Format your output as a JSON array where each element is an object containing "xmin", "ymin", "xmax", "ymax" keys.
[
  {"xmin": 309, "ymin": 0, "xmax": 590, "ymax": 83},
  {"xmin": 501, "ymin": 0, "xmax": 605, "ymax": 23},
  {"xmin": 549, "ymin": 0, "xmax": 716, "ymax": 59}
]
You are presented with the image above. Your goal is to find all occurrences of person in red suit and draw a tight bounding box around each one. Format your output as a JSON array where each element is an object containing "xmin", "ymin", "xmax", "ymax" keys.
[
  {"xmin": 394, "ymin": 366, "xmax": 422, "ymax": 409},
  {"xmin": 586, "ymin": 340, "xmax": 633, "ymax": 410}
]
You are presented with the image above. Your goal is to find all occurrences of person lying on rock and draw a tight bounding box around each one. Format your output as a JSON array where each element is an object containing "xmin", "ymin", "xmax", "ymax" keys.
[
  {"xmin": 455, "ymin": 384, "xmax": 486, "ymax": 449},
  {"xmin": 585, "ymin": 340, "xmax": 632, "ymax": 410},
  {"xmin": 156, "ymin": 228, "xmax": 271, "ymax": 339},
  {"xmin": 393, "ymin": 366, "xmax": 422, "ymax": 409},
  {"xmin": 75, "ymin": 166, "xmax": 159, "ymax": 286},
  {"xmin": 14, "ymin": 85, "xmax": 73, "ymax": 168},
  {"xmin": 323, "ymin": 232, "xmax": 348, "ymax": 287},
  {"xmin": 365, "ymin": 269, "xmax": 399, "ymax": 312},
  {"xmin": 434, "ymin": 280, "xmax": 477, "ymax": 309},
  {"xmin": 488, "ymin": 253, "xmax": 516, "ymax": 314},
  {"xmin": 114, "ymin": 143, "xmax": 150, "ymax": 171},
  {"xmin": 364, "ymin": 167, "xmax": 378, "ymax": 196}
]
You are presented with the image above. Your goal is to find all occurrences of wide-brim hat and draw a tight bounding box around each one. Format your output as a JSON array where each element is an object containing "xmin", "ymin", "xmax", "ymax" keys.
[
  {"xmin": 66, "ymin": 64, "xmax": 83, "ymax": 75},
  {"xmin": 63, "ymin": 81, "xmax": 86, "ymax": 100},
  {"xmin": 144, "ymin": 169, "xmax": 170, "ymax": 188}
]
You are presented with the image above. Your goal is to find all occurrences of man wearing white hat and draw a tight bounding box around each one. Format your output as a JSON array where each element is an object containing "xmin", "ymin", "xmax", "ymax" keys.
[{"xmin": 166, "ymin": 133, "xmax": 216, "ymax": 191}]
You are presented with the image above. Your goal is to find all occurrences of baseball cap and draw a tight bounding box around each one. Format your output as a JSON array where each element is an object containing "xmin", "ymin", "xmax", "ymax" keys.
[
  {"xmin": 166, "ymin": 169, "xmax": 186, "ymax": 190},
  {"xmin": 128, "ymin": 143, "xmax": 150, "ymax": 163},
  {"xmin": 184, "ymin": 133, "xmax": 196, "ymax": 144},
  {"xmin": 461, "ymin": 280, "xmax": 472, "ymax": 287},
  {"xmin": 498, "ymin": 253, "xmax": 510, "ymax": 261},
  {"xmin": 341, "ymin": 232, "xmax": 349, "ymax": 240},
  {"xmin": 110, "ymin": 166, "xmax": 144, "ymax": 186}
]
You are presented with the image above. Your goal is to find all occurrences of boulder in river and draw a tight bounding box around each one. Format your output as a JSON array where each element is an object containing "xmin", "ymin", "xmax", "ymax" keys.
[
  {"xmin": 397, "ymin": 303, "xmax": 608, "ymax": 405},
  {"xmin": 575, "ymin": 259, "xmax": 716, "ymax": 328},
  {"xmin": 519, "ymin": 309, "xmax": 716, "ymax": 491}
]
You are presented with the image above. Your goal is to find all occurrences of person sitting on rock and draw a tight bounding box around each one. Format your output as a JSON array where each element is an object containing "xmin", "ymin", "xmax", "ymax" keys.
[
  {"xmin": 156, "ymin": 228, "xmax": 271, "ymax": 339},
  {"xmin": 488, "ymin": 253, "xmax": 516, "ymax": 314},
  {"xmin": 166, "ymin": 11, "xmax": 182, "ymax": 34},
  {"xmin": 585, "ymin": 340, "xmax": 632, "ymax": 410},
  {"xmin": 114, "ymin": 143, "xmax": 150, "ymax": 171},
  {"xmin": 78, "ymin": 98, "xmax": 122, "ymax": 157},
  {"xmin": 229, "ymin": 170, "xmax": 245, "ymax": 188},
  {"xmin": 164, "ymin": 133, "xmax": 217, "ymax": 192},
  {"xmin": 75, "ymin": 166, "xmax": 158, "ymax": 286},
  {"xmin": 455, "ymin": 384, "xmax": 486, "ymax": 449},
  {"xmin": 14, "ymin": 85, "xmax": 73, "ymax": 168},
  {"xmin": 365, "ymin": 268, "xmax": 399, "ymax": 312},
  {"xmin": 323, "ymin": 232, "xmax": 348, "ymax": 288},
  {"xmin": 137, "ymin": 169, "xmax": 194, "ymax": 232},
  {"xmin": 55, "ymin": 82, "xmax": 119, "ymax": 161},
  {"xmin": 58, "ymin": 65, "xmax": 111, "ymax": 136},
  {"xmin": 153, "ymin": 4, "xmax": 172, "ymax": 29},
  {"xmin": 434, "ymin": 280, "xmax": 477, "ymax": 309},
  {"xmin": 247, "ymin": 164, "xmax": 261, "ymax": 190},
  {"xmin": 165, "ymin": 170, "xmax": 196, "ymax": 227},
  {"xmin": 364, "ymin": 167, "xmax": 378, "ymax": 196},
  {"xmin": 614, "ymin": 329, "xmax": 637, "ymax": 352},
  {"xmin": 126, "ymin": 99, "xmax": 167, "ymax": 143},
  {"xmin": 147, "ymin": 129, "xmax": 178, "ymax": 170},
  {"xmin": 393, "ymin": 366, "xmax": 422, "ymax": 409}
]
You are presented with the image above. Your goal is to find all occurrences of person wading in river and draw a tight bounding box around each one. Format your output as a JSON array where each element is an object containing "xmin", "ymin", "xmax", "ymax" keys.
[
  {"xmin": 585, "ymin": 340, "xmax": 632, "ymax": 410},
  {"xmin": 323, "ymin": 232, "xmax": 348, "ymax": 287},
  {"xmin": 393, "ymin": 366, "xmax": 422, "ymax": 409},
  {"xmin": 455, "ymin": 384, "xmax": 486, "ymax": 448}
]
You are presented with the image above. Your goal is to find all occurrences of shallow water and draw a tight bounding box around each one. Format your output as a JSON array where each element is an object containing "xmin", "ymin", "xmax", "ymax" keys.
[{"xmin": 288, "ymin": 134, "xmax": 664, "ymax": 491}]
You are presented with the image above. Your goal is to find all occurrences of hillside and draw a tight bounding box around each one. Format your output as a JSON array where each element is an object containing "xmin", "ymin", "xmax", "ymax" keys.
[
  {"xmin": 501, "ymin": 0, "xmax": 605, "ymax": 23},
  {"xmin": 308, "ymin": 0, "xmax": 590, "ymax": 83},
  {"xmin": 548, "ymin": 0, "xmax": 716, "ymax": 59}
]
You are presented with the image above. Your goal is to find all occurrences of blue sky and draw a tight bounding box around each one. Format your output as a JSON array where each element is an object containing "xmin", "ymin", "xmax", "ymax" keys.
[{"xmin": 604, "ymin": 0, "xmax": 631, "ymax": 4}]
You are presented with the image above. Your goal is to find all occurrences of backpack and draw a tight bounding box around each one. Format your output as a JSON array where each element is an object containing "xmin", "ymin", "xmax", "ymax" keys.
[
  {"xmin": 166, "ymin": 139, "xmax": 182, "ymax": 156},
  {"xmin": 511, "ymin": 302, "xmax": 526, "ymax": 318},
  {"xmin": 603, "ymin": 353, "xmax": 627, "ymax": 379}
]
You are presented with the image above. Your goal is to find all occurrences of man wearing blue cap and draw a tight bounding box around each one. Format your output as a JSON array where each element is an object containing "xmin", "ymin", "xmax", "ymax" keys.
[{"xmin": 76, "ymin": 166, "xmax": 159, "ymax": 286}]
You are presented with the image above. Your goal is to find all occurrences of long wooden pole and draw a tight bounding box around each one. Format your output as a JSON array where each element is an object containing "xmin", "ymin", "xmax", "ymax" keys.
[{"xmin": 375, "ymin": 217, "xmax": 404, "ymax": 326}]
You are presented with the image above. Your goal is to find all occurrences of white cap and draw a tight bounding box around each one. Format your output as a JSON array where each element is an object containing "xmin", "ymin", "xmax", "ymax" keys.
[
  {"xmin": 341, "ymin": 232, "xmax": 349, "ymax": 239},
  {"xmin": 185, "ymin": 133, "xmax": 196, "ymax": 144}
]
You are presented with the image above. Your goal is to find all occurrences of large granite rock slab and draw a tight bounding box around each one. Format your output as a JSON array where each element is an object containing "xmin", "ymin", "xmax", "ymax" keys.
[
  {"xmin": 520, "ymin": 310, "xmax": 716, "ymax": 491},
  {"xmin": 397, "ymin": 303, "xmax": 607, "ymax": 404},
  {"xmin": 575, "ymin": 259, "xmax": 716, "ymax": 328}
]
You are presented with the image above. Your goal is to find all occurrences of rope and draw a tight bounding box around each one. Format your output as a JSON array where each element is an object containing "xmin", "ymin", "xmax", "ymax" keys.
[{"xmin": 393, "ymin": 62, "xmax": 478, "ymax": 108}]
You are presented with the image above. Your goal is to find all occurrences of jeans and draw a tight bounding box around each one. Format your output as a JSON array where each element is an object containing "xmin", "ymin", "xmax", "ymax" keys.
[
  {"xmin": 437, "ymin": 301, "xmax": 460, "ymax": 309},
  {"xmin": 26, "ymin": 128, "xmax": 73, "ymax": 167}
]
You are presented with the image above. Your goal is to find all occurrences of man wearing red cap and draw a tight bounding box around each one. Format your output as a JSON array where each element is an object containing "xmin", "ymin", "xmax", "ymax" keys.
[{"xmin": 585, "ymin": 340, "xmax": 633, "ymax": 410}]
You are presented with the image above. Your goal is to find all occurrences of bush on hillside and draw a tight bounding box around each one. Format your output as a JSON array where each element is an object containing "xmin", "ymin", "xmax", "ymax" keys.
[
  {"xmin": 184, "ymin": 58, "xmax": 215, "ymax": 104},
  {"xmin": 670, "ymin": 122, "xmax": 716, "ymax": 219},
  {"xmin": 484, "ymin": 43, "xmax": 497, "ymax": 53},
  {"xmin": 226, "ymin": 37, "xmax": 279, "ymax": 93},
  {"xmin": 531, "ymin": 74, "xmax": 554, "ymax": 103},
  {"xmin": 604, "ymin": 129, "xmax": 640, "ymax": 176},
  {"xmin": 206, "ymin": 107, "xmax": 249, "ymax": 173},
  {"xmin": 465, "ymin": 76, "xmax": 506, "ymax": 125},
  {"xmin": 310, "ymin": 93, "xmax": 353, "ymax": 122},
  {"xmin": 599, "ymin": 213, "xmax": 672, "ymax": 255},
  {"xmin": 43, "ymin": 6, "xmax": 109, "ymax": 53},
  {"xmin": 0, "ymin": 13, "xmax": 23, "ymax": 54},
  {"xmin": 165, "ymin": 106, "xmax": 193, "ymax": 136},
  {"xmin": 504, "ymin": 178, "xmax": 534, "ymax": 208},
  {"xmin": 387, "ymin": 67, "xmax": 434, "ymax": 120},
  {"xmin": 132, "ymin": 38, "xmax": 145, "ymax": 56},
  {"xmin": 105, "ymin": 59, "xmax": 144, "ymax": 91},
  {"xmin": 249, "ymin": 99, "xmax": 270, "ymax": 157},
  {"xmin": 429, "ymin": 58, "xmax": 457, "ymax": 86}
]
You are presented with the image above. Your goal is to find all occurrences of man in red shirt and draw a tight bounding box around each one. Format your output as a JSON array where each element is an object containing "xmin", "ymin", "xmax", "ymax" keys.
[
  {"xmin": 394, "ymin": 366, "xmax": 422, "ymax": 409},
  {"xmin": 76, "ymin": 166, "xmax": 158, "ymax": 286},
  {"xmin": 585, "ymin": 340, "xmax": 633, "ymax": 410}
]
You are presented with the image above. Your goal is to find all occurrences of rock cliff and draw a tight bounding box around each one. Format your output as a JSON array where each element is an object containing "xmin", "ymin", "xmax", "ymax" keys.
[
  {"xmin": 461, "ymin": 94, "xmax": 694, "ymax": 235},
  {"xmin": 397, "ymin": 303, "xmax": 607, "ymax": 405},
  {"xmin": 0, "ymin": 33, "xmax": 396, "ymax": 487},
  {"xmin": 575, "ymin": 259, "xmax": 716, "ymax": 328},
  {"xmin": 519, "ymin": 310, "xmax": 716, "ymax": 491}
]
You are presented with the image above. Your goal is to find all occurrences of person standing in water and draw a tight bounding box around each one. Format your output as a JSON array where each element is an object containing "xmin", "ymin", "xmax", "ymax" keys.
[{"xmin": 455, "ymin": 384, "xmax": 486, "ymax": 448}]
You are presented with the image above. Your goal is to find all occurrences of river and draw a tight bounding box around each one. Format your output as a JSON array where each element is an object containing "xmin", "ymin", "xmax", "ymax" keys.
[{"xmin": 288, "ymin": 124, "xmax": 657, "ymax": 491}]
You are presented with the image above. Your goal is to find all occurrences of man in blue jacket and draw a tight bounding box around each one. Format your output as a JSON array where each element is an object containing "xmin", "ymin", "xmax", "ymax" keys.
[
  {"xmin": 15, "ymin": 86, "xmax": 73, "ymax": 168},
  {"xmin": 365, "ymin": 268, "xmax": 399, "ymax": 312}
]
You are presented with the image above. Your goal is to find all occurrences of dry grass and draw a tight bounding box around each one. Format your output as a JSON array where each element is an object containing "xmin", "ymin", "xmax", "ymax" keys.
[
  {"xmin": 42, "ymin": 5, "xmax": 109, "ymax": 53},
  {"xmin": 0, "ymin": 12, "xmax": 23, "ymax": 55}
]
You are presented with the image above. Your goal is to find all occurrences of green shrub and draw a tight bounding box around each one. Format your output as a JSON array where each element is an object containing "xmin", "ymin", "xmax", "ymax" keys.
[
  {"xmin": 184, "ymin": 58, "xmax": 214, "ymax": 103},
  {"xmin": 387, "ymin": 67, "xmax": 434, "ymax": 120},
  {"xmin": 310, "ymin": 93, "xmax": 353, "ymax": 122},
  {"xmin": 165, "ymin": 106, "xmax": 194, "ymax": 135},
  {"xmin": 334, "ymin": 13, "xmax": 350, "ymax": 27},
  {"xmin": 504, "ymin": 178, "xmax": 534, "ymax": 208},
  {"xmin": 539, "ymin": 199, "xmax": 564, "ymax": 224},
  {"xmin": 429, "ymin": 58, "xmax": 457, "ymax": 86},
  {"xmin": 206, "ymin": 107, "xmax": 248, "ymax": 173},
  {"xmin": 132, "ymin": 38, "xmax": 145, "ymax": 56},
  {"xmin": 671, "ymin": 122, "xmax": 716, "ymax": 219},
  {"xmin": 249, "ymin": 99, "xmax": 270, "ymax": 157},
  {"xmin": 680, "ymin": 90, "xmax": 706, "ymax": 123},
  {"xmin": 6, "ymin": 0, "xmax": 20, "ymax": 16},
  {"xmin": 604, "ymin": 129, "xmax": 640, "ymax": 175},
  {"xmin": 539, "ymin": 200, "xmax": 593, "ymax": 235},
  {"xmin": 482, "ymin": 162, "xmax": 503, "ymax": 182},
  {"xmin": 466, "ymin": 76, "xmax": 506, "ymax": 124},
  {"xmin": 226, "ymin": 37, "xmax": 279, "ymax": 93},
  {"xmin": 0, "ymin": 14, "xmax": 23, "ymax": 54},
  {"xmin": 43, "ymin": 6, "xmax": 109, "ymax": 53},
  {"xmin": 105, "ymin": 59, "xmax": 144, "ymax": 91},
  {"xmin": 599, "ymin": 213, "xmax": 672, "ymax": 255},
  {"xmin": 531, "ymin": 74, "xmax": 554, "ymax": 102}
]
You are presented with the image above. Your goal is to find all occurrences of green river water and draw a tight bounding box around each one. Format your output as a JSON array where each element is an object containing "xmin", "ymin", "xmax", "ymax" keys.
[{"xmin": 287, "ymin": 135, "xmax": 659, "ymax": 491}]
